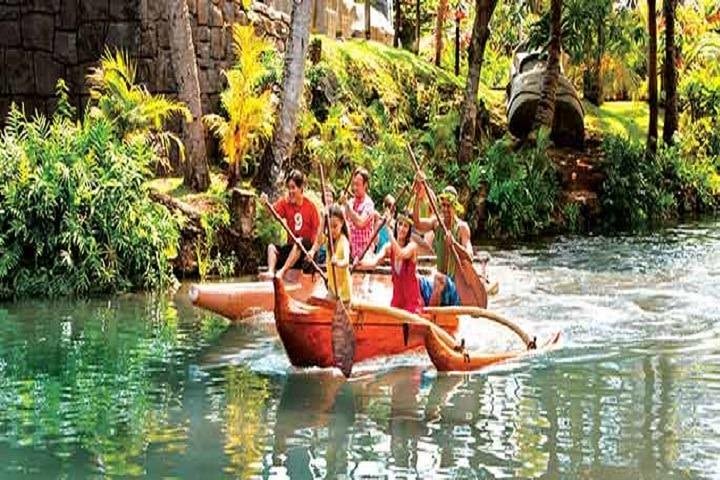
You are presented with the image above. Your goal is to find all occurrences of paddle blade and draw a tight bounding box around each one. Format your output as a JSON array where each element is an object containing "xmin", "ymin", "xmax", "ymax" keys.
[
  {"xmin": 456, "ymin": 260, "xmax": 488, "ymax": 308},
  {"xmin": 331, "ymin": 302, "xmax": 356, "ymax": 378}
]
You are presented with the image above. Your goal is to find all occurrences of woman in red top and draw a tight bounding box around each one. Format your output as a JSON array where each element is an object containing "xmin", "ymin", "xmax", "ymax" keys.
[{"xmin": 356, "ymin": 211, "xmax": 423, "ymax": 313}]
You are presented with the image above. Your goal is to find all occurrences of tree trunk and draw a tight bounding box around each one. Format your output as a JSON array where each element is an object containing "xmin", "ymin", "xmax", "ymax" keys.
[
  {"xmin": 583, "ymin": 15, "xmax": 604, "ymax": 106},
  {"xmin": 365, "ymin": 0, "xmax": 371, "ymax": 40},
  {"xmin": 531, "ymin": 0, "xmax": 563, "ymax": 135},
  {"xmin": 415, "ymin": 0, "xmax": 421, "ymax": 53},
  {"xmin": 393, "ymin": 0, "xmax": 401, "ymax": 47},
  {"xmin": 256, "ymin": 0, "xmax": 313, "ymax": 197},
  {"xmin": 336, "ymin": 0, "xmax": 343, "ymax": 37},
  {"xmin": 434, "ymin": 0, "xmax": 449, "ymax": 66},
  {"xmin": 456, "ymin": 0, "xmax": 498, "ymax": 165},
  {"xmin": 168, "ymin": 0, "xmax": 210, "ymax": 192},
  {"xmin": 647, "ymin": 0, "xmax": 658, "ymax": 153},
  {"xmin": 662, "ymin": 0, "xmax": 678, "ymax": 144}
]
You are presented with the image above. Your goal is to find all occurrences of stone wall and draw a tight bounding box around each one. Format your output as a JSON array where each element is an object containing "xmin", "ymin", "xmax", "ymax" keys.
[
  {"xmin": 0, "ymin": 0, "xmax": 290, "ymax": 123},
  {"xmin": 139, "ymin": 0, "xmax": 290, "ymax": 115},
  {"xmin": 0, "ymin": 0, "xmax": 142, "ymax": 121}
]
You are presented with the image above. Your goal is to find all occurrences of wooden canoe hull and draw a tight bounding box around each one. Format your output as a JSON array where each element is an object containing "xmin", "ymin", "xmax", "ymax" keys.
[
  {"xmin": 425, "ymin": 327, "xmax": 562, "ymax": 372},
  {"xmin": 190, "ymin": 273, "xmax": 499, "ymax": 321},
  {"xmin": 273, "ymin": 277, "xmax": 460, "ymax": 368}
]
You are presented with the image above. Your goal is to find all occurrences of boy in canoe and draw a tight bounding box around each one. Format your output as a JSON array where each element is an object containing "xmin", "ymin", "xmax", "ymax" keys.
[
  {"xmin": 259, "ymin": 169, "xmax": 320, "ymax": 281},
  {"xmin": 412, "ymin": 178, "xmax": 472, "ymax": 307}
]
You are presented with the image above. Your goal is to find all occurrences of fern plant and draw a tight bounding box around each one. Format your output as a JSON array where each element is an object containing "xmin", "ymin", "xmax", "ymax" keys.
[
  {"xmin": 204, "ymin": 24, "xmax": 275, "ymax": 188},
  {"xmin": 86, "ymin": 49, "xmax": 190, "ymax": 164}
]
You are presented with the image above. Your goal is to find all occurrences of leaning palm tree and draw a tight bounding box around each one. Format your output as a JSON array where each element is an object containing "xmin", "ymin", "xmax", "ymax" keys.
[
  {"xmin": 457, "ymin": 0, "xmax": 499, "ymax": 165},
  {"xmin": 256, "ymin": 0, "xmax": 313, "ymax": 197},
  {"xmin": 86, "ymin": 49, "xmax": 190, "ymax": 162},
  {"xmin": 531, "ymin": 0, "xmax": 563, "ymax": 137}
]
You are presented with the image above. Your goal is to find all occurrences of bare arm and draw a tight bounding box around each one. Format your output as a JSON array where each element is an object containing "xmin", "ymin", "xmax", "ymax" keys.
[
  {"xmin": 391, "ymin": 238, "xmax": 418, "ymax": 261},
  {"xmin": 356, "ymin": 243, "xmax": 391, "ymax": 269},
  {"xmin": 345, "ymin": 201, "xmax": 374, "ymax": 228},
  {"xmin": 412, "ymin": 182, "xmax": 438, "ymax": 233},
  {"xmin": 452, "ymin": 222, "xmax": 474, "ymax": 259}
]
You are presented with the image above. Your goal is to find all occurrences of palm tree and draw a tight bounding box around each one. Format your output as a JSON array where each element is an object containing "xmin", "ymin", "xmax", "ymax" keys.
[
  {"xmin": 204, "ymin": 26, "xmax": 275, "ymax": 189},
  {"xmin": 531, "ymin": 0, "xmax": 563, "ymax": 136},
  {"xmin": 365, "ymin": 0, "xmax": 372, "ymax": 39},
  {"xmin": 457, "ymin": 0, "xmax": 499, "ymax": 165},
  {"xmin": 393, "ymin": 0, "xmax": 402, "ymax": 47},
  {"xmin": 662, "ymin": 0, "xmax": 678, "ymax": 144},
  {"xmin": 256, "ymin": 0, "xmax": 313, "ymax": 197},
  {"xmin": 435, "ymin": 0, "xmax": 449, "ymax": 66},
  {"xmin": 647, "ymin": 0, "xmax": 658, "ymax": 153},
  {"xmin": 167, "ymin": 0, "xmax": 210, "ymax": 192}
]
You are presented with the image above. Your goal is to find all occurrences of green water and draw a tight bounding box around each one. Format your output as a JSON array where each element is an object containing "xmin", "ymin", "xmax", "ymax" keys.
[{"xmin": 0, "ymin": 221, "xmax": 719, "ymax": 478}]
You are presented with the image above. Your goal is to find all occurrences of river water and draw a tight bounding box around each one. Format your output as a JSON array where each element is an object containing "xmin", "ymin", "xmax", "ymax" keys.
[{"xmin": 0, "ymin": 220, "xmax": 718, "ymax": 478}]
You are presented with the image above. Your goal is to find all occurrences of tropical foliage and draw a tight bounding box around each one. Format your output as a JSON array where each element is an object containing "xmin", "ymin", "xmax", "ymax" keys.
[
  {"xmin": 0, "ymin": 82, "xmax": 180, "ymax": 299},
  {"xmin": 204, "ymin": 25, "xmax": 275, "ymax": 186},
  {"xmin": 481, "ymin": 132, "xmax": 561, "ymax": 238},
  {"xmin": 86, "ymin": 49, "xmax": 190, "ymax": 164}
]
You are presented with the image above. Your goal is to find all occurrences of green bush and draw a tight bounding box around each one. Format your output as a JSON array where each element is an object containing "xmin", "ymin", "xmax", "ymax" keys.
[
  {"xmin": 0, "ymin": 89, "xmax": 180, "ymax": 299},
  {"xmin": 679, "ymin": 69, "xmax": 720, "ymax": 120},
  {"xmin": 600, "ymin": 135, "xmax": 676, "ymax": 229},
  {"xmin": 482, "ymin": 132, "xmax": 560, "ymax": 238}
]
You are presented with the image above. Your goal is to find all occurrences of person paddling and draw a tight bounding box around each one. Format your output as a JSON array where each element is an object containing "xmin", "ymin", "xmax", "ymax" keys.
[
  {"xmin": 356, "ymin": 211, "xmax": 423, "ymax": 313},
  {"xmin": 307, "ymin": 205, "xmax": 352, "ymax": 302},
  {"xmin": 412, "ymin": 178, "xmax": 472, "ymax": 307},
  {"xmin": 259, "ymin": 170, "xmax": 320, "ymax": 281},
  {"xmin": 341, "ymin": 167, "xmax": 376, "ymax": 263}
]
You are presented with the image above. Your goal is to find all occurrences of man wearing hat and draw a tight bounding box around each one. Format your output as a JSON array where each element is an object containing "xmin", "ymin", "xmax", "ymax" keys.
[{"xmin": 411, "ymin": 177, "xmax": 473, "ymax": 306}]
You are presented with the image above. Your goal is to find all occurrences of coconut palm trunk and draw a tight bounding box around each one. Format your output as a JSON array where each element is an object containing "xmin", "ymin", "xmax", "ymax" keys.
[
  {"xmin": 365, "ymin": 0, "xmax": 371, "ymax": 40},
  {"xmin": 393, "ymin": 0, "xmax": 401, "ymax": 47},
  {"xmin": 167, "ymin": 0, "xmax": 210, "ymax": 192},
  {"xmin": 434, "ymin": 0, "xmax": 449, "ymax": 66},
  {"xmin": 457, "ymin": 0, "xmax": 498, "ymax": 165},
  {"xmin": 257, "ymin": 0, "xmax": 313, "ymax": 197},
  {"xmin": 647, "ymin": 0, "xmax": 658, "ymax": 153},
  {"xmin": 531, "ymin": 0, "xmax": 563, "ymax": 135},
  {"xmin": 662, "ymin": 0, "xmax": 678, "ymax": 144}
]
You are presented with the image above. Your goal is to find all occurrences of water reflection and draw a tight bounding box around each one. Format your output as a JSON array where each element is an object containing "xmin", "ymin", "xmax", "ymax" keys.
[{"xmin": 0, "ymin": 221, "xmax": 718, "ymax": 478}]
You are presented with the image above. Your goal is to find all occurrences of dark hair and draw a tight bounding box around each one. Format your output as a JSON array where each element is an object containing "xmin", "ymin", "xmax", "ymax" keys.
[
  {"xmin": 286, "ymin": 169, "xmax": 305, "ymax": 189},
  {"xmin": 328, "ymin": 205, "xmax": 350, "ymax": 241},
  {"xmin": 353, "ymin": 167, "xmax": 370, "ymax": 188},
  {"xmin": 394, "ymin": 211, "xmax": 414, "ymax": 247}
]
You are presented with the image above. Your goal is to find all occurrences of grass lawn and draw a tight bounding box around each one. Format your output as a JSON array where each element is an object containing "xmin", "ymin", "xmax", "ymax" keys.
[{"xmin": 584, "ymin": 100, "xmax": 663, "ymax": 140}]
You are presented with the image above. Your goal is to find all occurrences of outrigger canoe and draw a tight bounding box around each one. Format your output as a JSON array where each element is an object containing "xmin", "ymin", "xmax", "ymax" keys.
[
  {"xmin": 273, "ymin": 276, "xmax": 461, "ymax": 368},
  {"xmin": 189, "ymin": 270, "xmax": 499, "ymax": 321},
  {"xmin": 424, "ymin": 325, "xmax": 562, "ymax": 372}
]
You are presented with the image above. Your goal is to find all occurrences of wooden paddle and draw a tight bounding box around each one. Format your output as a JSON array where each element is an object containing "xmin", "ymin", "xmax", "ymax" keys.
[
  {"xmin": 260, "ymin": 196, "xmax": 327, "ymax": 282},
  {"xmin": 319, "ymin": 164, "xmax": 356, "ymax": 378},
  {"xmin": 406, "ymin": 145, "xmax": 488, "ymax": 308}
]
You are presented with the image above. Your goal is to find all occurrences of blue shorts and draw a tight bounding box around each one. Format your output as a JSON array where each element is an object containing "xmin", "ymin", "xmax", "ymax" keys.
[{"xmin": 419, "ymin": 275, "xmax": 460, "ymax": 307}]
